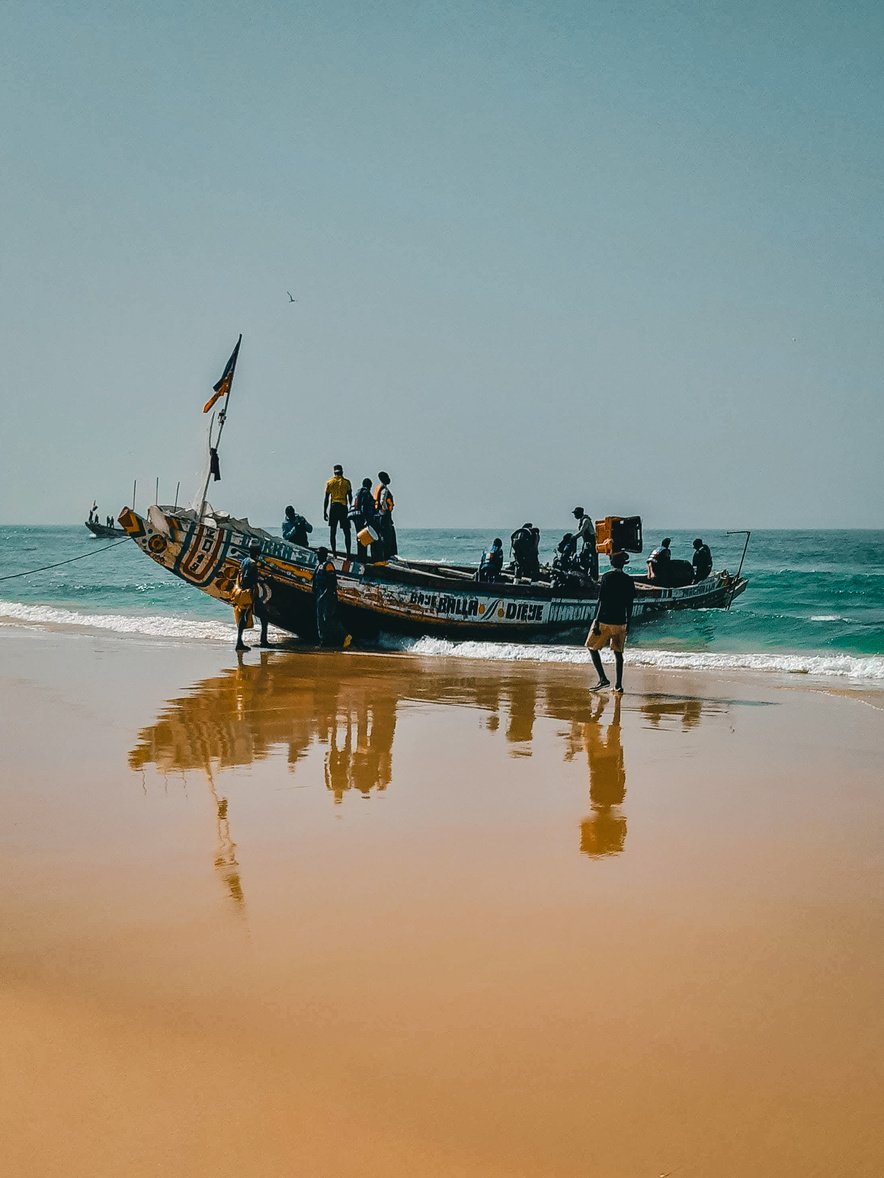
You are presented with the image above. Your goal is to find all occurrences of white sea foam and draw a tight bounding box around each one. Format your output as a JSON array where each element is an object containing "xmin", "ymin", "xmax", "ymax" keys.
[
  {"xmin": 809, "ymin": 615, "xmax": 850, "ymax": 623},
  {"xmin": 389, "ymin": 635, "xmax": 884, "ymax": 683},
  {"xmin": 2, "ymin": 599, "xmax": 882, "ymax": 682},
  {"xmin": 0, "ymin": 599, "xmax": 235, "ymax": 643}
]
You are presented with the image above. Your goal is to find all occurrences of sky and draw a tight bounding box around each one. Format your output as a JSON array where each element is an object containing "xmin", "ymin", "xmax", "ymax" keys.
[{"xmin": 2, "ymin": 0, "xmax": 882, "ymax": 529}]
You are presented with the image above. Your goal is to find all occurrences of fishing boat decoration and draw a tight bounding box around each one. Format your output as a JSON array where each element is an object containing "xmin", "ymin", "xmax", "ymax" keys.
[{"xmin": 117, "ymin": 336, "xmax": 749, "ymax": 644}]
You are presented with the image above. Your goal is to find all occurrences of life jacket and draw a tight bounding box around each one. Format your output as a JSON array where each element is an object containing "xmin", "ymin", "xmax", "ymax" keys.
[{"xmin": 374, "ymin": 484, "xmax": 394, "ymax": 514}]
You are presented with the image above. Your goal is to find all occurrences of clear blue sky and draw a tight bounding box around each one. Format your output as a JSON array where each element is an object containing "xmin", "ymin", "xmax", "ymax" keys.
[{"xmin": 2, "ymin": 0, "xmax": 882, "ymax": 528}]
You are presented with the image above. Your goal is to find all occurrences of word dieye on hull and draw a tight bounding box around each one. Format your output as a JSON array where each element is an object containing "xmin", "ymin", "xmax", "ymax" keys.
[{"xmin": 118, "ymin": 507, "xmax": 747, "ymax": 645}]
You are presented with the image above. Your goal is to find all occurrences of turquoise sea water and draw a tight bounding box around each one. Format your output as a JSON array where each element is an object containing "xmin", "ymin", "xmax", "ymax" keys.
[{"xmin": 1, "ymin": 525, "xmax": 883, "ymax": 681}]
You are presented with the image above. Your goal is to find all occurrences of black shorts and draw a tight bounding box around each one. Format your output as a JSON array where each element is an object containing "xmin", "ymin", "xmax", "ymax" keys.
[{"xmin": 328, "ymin": 501, "xmax": 351, "ymax": 532}]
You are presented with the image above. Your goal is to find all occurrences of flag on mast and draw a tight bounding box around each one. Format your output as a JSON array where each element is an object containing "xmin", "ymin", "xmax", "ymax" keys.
[{"xmin": 203, "ymin": 335, "xmax": 242, "ymax": 413}]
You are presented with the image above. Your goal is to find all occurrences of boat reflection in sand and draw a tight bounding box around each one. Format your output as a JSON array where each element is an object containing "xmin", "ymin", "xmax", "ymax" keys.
[{"xmin": 129, "ymin": 654, "xmax": 753, "ymax": 900}]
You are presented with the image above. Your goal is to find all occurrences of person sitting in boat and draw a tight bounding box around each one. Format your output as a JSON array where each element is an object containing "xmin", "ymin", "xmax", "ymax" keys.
[
  {"xmin": 556, "ymin": 532, "xmax": 578, "ymax": 567},
  {"xmin": 647, "ymin": 537, "xmax": 672, "ymax": 580},
  {"xmin": 477, "ymin": 538, "xmax": 504, "ymax": 583},
  {"xmin": 552, "ymin": 532, "xmax": 593, "ymax": 591},
  {"xmin": 373, "ymin": 472, "xmax": 397, "ymax": 561},
  {"xmin": 312, "ymin": 546, "xmax": 352, "ymax": 649},
  {"xmin": 511, "ymin": 523, "xmax": 540, "ymax": 581},
  {"xmin": 233, "ymin": 540, "xmax": 270, "ymax": 651},
  {"xmin": 691, "ymin": 538, "xmax": 713, "ymax": 583},
  {"xmin": 282, "ymin": 504, "xmax": 313, "ymax": 548}
]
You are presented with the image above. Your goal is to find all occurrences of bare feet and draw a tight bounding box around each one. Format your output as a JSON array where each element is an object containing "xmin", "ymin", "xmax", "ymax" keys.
[{"xmin": 235, "ymin": 643, "xmax": 250, "ymax": 651}]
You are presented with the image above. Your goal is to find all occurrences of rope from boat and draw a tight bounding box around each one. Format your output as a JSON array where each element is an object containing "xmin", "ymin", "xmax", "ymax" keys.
[{"xmin": 0, "ymin": 537, "xmax": 131, "ymax": 581}]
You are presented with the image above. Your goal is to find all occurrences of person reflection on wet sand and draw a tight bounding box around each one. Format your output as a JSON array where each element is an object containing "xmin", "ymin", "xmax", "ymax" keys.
[
  {"xmin": 567, "ymin": 693, "xmax": 628, "ymax": 857},
  {"xmin": 641, "ymin": 695, "xmax": 704, "ymax": 730},
  {"xmin": 324, "ymin": 692, "xmax": 396, "ymax": 802},
  {"xmin": 505, "ymin": 675, "xmax": 538, "ymax": 751},
  {"xmin": 130, "ymin": 654, "xmax": 733, "ymax": 872}
]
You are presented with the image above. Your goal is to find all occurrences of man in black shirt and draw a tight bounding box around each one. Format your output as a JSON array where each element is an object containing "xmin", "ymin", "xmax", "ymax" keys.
[
  {"xmin": 691, "ymin": 538, "xmax": 713, "ymax": 582},
  {"xmin": 585, "ymin": 552, "xmax": 636, "ymax": 693}
]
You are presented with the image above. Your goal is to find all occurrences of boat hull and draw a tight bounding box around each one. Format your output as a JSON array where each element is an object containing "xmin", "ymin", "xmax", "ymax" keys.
[{"xmin": 119, "ymin": 507, "xmax": 748, "ymax": 645}]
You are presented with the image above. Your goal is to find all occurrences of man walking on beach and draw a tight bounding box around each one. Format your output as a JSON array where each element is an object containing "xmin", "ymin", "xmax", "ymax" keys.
[
  {"xmin": 323, "ymin": 464, "xmax": 353, "ymax": 557},
  {"xmin": 585, "ymin": 551, "xmax": 635, "ymax": 693}
]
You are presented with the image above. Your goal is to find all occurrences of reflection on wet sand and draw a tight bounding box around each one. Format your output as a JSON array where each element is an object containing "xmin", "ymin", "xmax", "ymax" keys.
[
  {"xmin": 567, "ymin": 694, "xmax": 627, "ymax": 857},
  {"xmin": 130, "ymin": 654, "xmax": 741, "ymax": 876}
]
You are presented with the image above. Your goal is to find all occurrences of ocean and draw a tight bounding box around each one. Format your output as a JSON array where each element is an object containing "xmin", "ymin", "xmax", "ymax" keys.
[{"xmin": 1, "ymin": 526, "xmax": 883, "ymax": 682}]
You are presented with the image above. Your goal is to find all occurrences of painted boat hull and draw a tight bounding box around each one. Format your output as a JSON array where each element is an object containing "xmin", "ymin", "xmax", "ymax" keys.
[{"xmin": 118, "ymin": 507, "xmax": 747, "ymax": 644}]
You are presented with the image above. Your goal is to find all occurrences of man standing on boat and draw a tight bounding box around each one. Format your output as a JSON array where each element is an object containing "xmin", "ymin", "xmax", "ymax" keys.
[
  {"xmin": 573, "ymin": 507, "xmax": 599, "ymax": 580},
  {"xmin": 691, "ymin": 538, "xmax": 713, "ymax": 582},
  {"xmin": 374, "ymin": 472, "xmax": 397, "ymax": 560},
  {"xmin": 323, "ymin": 464, "xmax": 353, "ymax": 558},
  {"xmin": 352, "ymin": 477, "xmax": 376, "ymax": 561},
  {"xmin": 585, "ymin": 552, "xmax": 635, "ymax": 694}
]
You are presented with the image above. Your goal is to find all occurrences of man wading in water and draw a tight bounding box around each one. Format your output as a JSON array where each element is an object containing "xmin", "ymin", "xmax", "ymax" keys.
[{"xmin": 585, "ymin": 551, "xmax": 635, "ymax": 693}]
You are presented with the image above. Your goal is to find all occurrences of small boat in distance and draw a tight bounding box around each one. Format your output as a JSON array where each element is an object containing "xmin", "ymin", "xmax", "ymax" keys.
[
  {"xmin": 86, "ymin": 490, "xmax": 129, "ymax": 537},
  {"xmin": 118, "ymin": 505, "xmax": 749, "ymax": 644},
  {"xmin": 85, "ymin": 517, "xmax": 126, "ymax": 538}
]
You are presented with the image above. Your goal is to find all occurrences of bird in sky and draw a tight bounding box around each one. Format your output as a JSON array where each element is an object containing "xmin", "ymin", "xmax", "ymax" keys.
[{"xmin": 287, "ymin": 291, "xmax": 298, "ymax": 303}]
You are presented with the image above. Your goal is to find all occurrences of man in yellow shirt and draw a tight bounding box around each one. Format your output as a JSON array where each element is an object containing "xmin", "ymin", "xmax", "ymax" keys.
[{"xmin": 323, "ymin": 463, "xmax": 353, "ymax": 557}]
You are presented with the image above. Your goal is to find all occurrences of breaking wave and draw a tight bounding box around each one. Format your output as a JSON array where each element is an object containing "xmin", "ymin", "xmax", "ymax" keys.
[
  {"xmin": 387, "ymin": 635, "xmax": 884, "ymax": 683},
  {"xmin": 0, "ymin": 599, "xmax": 235, "ymax": 643},
  {"xmin": 3, "ymin": 599, "xmax": 883, "ymax": 683}
]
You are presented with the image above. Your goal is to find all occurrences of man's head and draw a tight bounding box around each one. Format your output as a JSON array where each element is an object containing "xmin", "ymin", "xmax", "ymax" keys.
[
  {"xmin": 316, "ymin": 546, "xmax": 329, "ymax": 561},
  {"xmin": 248, "ymin": 540, "xmax": 262, "ymax": 556},
  {"xmin": 333, "ymin": 464, "xmax": 343, "ymax": 476},
  {"xmin": 610, "ymin": 551, "xmax": 629, "ymax": 569},
  {"xmin": 378, "ymin": 471, "xmax": 390, "ymax": 485},
  {"xmin": 693, "ymin": 538, "xmax": 703, "ymax": 549},
  {"xmin": 572, "ymin": 506, "xmax": 584, "ymax": 519},
  {"xmin": 492, "ymin": 537, "xmax": 502, "ymax": 548},
  {"xmin": 285, "ymin": 505, "xmax": 295, "ymax": 519},
  {"xmin": 362, "ymin": 477, "xmax": 372, "ymax": 489},
  {"xmin": 662, "ymin": 537, "xmax": 671, "ymax": 547}
]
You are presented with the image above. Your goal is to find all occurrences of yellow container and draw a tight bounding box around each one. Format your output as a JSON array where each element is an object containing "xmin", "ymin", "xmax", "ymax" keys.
[{"xmin": 357, "ymin": 525, "xmax": 379, "ymax": 546}]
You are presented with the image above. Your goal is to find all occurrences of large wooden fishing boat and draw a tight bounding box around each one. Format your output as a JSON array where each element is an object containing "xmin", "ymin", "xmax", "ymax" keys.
[{"xmin": 118, "ymin": 504, "xmax": 748, "ymax": 644}]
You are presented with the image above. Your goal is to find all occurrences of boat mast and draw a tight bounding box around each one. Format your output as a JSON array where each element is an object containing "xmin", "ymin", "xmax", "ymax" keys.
[
  {"xmin": 198, "ymin": 335, "xmax": 241, "ymax": 523},
  {"xmin": 725, "ymin": 530, "xmax": 751, "ymax": 609}
]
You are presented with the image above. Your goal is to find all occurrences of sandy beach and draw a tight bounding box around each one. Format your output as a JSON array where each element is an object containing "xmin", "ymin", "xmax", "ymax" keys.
[{"xmin": 1, "ymin": 627, "xmax": 882, "ymax": 1177}]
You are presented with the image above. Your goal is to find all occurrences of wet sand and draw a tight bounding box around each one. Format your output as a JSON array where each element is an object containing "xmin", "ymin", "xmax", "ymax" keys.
[{"xmin": 1, "ymin": 628, "xmax": 883, "ymax": 1177}]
